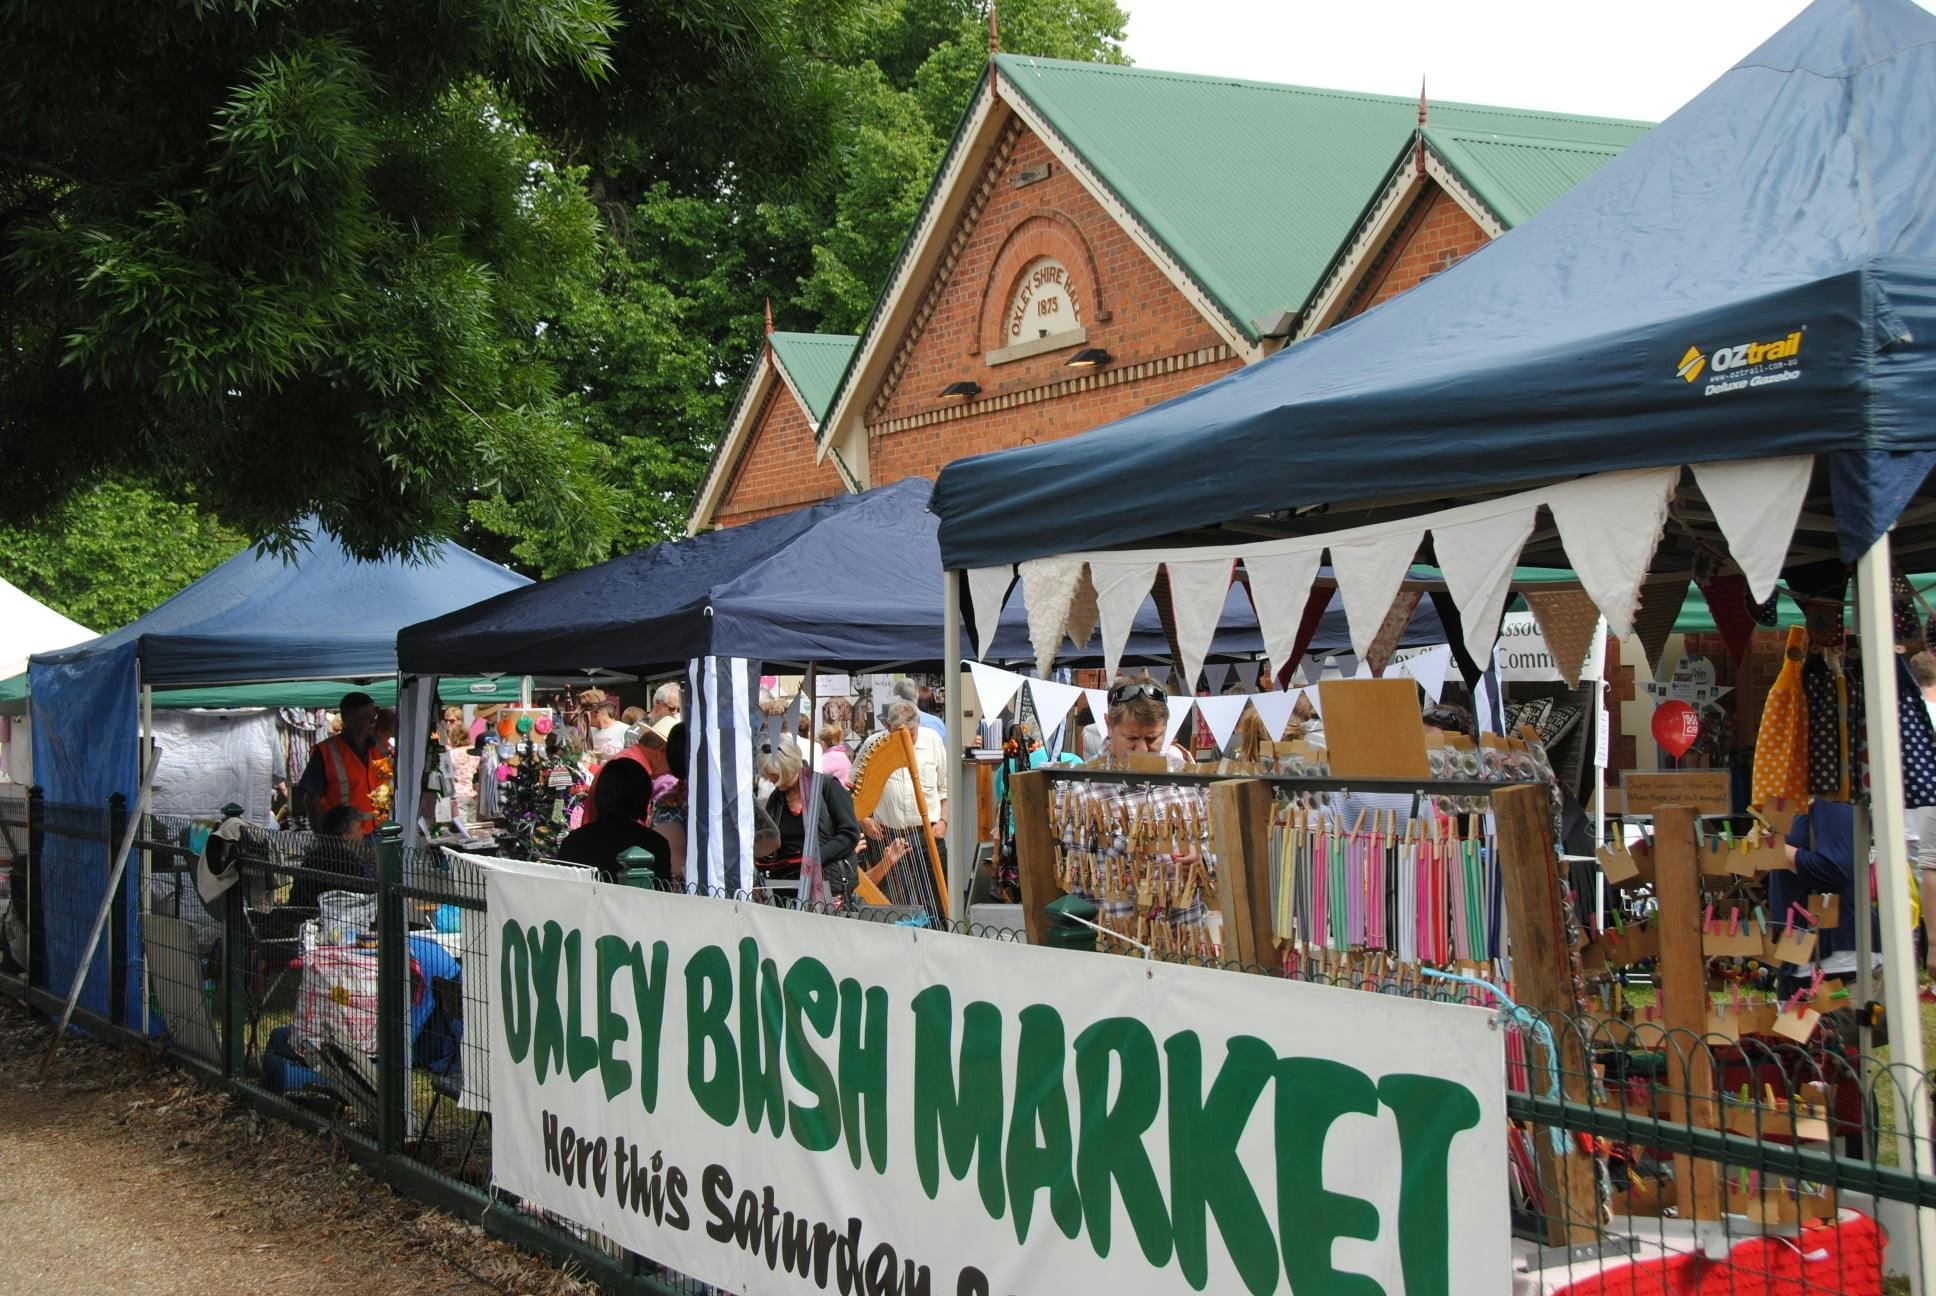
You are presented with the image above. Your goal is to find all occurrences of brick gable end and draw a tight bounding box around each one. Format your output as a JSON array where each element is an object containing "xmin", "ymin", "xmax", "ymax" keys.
[{"xmin": 713, "ymin": 380, "xmax": 847, "ymax": 529}]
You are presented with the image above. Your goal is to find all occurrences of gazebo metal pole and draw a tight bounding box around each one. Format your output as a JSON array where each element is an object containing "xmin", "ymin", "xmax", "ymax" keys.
[
  {"xmin": 1854, "ymin": 534, "xmax": 1935, "ymax": 1295},
  {"xmin": 139, "ymin": 681, "xmax": 153, "ymax": 1037},
  {"xmin": 943, "ymin": 569, "xmax": 969, "ymax": 911}
]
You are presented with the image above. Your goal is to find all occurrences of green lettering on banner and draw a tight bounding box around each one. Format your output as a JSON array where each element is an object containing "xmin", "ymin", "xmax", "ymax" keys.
[
  {"xmin": 1378, "ymin": 1074, "xmax": 1480, "ymax": 1296},
  {"xmin": 563, "ymin": 930, "xmax": 600, "ymax": 1082},
  {"xmin": 1073, "ymin": 1017, "xmax": 1171, "ymax": 1266},
  {"xmin": 1005, "ymin": 1004, "xmax": 1081, "ymax": 1245},
  {"xmin": 1276, "ymin": 1058, "xmax": 1384, "ymax": 1296},
  {"xmin": 498, "ymin": 919, "xmax": 532, "ymax": 1064},
  {"xmin": 783, "ymin": 957, "xmax": 841, "ymax": 1154},
  {"xmin": 838, "ymin": 978, "xmax": 889, "ymax": 1173},
  {"xmin": 528, "ymin": 921, "xmax": 567, "ymax": 1083},
  {"xmin": 911, "ymin": 985, "xmax": 1006, "ymax": 1218},
  {"xmin": 738, "ymin": 937, "xmax": 786, "ymax": 1138},
  {"xmin": 628, "ymin": 940, "xmax": 671, "ymax": 1112},
  {"xmin": 685, "ymin": 945, "xmax": 740, "ymax": 1126},
  {"xmin": 594, "ymin": 935, "xmax": 638, "ymax": 1101},
  {"xmin": 1165, "ymin": 1033, "xmax": 1277, "ymax": 1296}
]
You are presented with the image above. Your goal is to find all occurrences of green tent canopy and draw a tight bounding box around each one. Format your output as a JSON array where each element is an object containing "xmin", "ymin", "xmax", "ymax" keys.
[{"xmin": 0, "ymin": 673, "xmax": 523, "ymax": 712}]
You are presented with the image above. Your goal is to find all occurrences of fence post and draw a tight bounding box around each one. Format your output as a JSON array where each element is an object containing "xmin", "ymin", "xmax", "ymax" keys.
[
  {"xmin": 376, "ymin": 823, "xmax": 407, "ymax": 1155},
  {"xmin": 106, "ymin": 792, "xmax": 128, "ymax": 1029},
  {"xmin": 222, "ymin": 867, "xmax": 245, "ymax": 1080},
  {"xmin": 26, "ymin": 785, "xmax": 43, "ymax": 996}
]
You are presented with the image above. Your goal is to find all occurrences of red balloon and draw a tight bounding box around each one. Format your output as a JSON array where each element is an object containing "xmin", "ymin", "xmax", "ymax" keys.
[{"xmin": 1651, "ymin": 700, "xmax": 1701, "ymax": 759}]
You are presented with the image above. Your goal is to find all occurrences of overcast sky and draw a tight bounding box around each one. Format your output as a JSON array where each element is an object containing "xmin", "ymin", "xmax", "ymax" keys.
[{"xmin": 1118, "ymin": 1, "xmax": 1920, "ymax": 122}]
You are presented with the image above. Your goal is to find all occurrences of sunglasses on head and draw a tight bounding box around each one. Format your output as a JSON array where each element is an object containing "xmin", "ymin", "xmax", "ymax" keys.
[{"xmin": 1107, "ymin": 680, "xmax": 1167, "ymax": 707}]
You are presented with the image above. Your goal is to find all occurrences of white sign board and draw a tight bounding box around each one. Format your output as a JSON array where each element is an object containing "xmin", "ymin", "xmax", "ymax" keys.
[
  {"xmin": 1490, "ymin": 611, "xmax": 1606, "ymax": 684},
  {"xmin": 484, "ymin": 876, "xmax": 1509, "ymax": 1295}
]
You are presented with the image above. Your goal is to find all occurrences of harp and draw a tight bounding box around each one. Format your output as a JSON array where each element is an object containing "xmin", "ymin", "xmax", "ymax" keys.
[{"xmin": 847, "ymin": 728, "xmax": 950, "ymax": 918}]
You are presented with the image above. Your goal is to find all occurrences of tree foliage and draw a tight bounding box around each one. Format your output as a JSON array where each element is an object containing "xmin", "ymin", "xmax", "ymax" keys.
[
  {"xmin": 1, "ymin": 0, "xmax": 1128, "ymax": 610},
  {"xmin": 0, "ymin": 479, "xmax": 246, "ymax": 631}
]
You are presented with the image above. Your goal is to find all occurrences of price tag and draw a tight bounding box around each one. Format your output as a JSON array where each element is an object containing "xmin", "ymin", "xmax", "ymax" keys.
[{"xmin": 1595, "ymin": 705, "xmax": 1610, "ymax": 769}]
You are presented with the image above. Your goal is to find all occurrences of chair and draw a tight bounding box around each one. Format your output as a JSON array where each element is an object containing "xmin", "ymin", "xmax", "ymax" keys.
[{"xmin": 417, "ymin": 974, "xmax": 488, "ymax": 1179}]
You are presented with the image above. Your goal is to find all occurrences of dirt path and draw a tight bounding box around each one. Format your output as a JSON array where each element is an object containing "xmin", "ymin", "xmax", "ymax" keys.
[{"xmin": 0, "ymin": 998, "xmax": 592, "ymax": 1296}]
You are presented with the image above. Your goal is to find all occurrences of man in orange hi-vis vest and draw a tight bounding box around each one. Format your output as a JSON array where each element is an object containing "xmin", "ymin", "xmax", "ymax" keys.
[{"xmin": 299, "ymin": 691, "xmax": 383, "ymax": 836}]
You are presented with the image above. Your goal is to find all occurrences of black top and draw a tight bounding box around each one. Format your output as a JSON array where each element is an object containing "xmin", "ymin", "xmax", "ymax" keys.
[
  {"xmin": 761, "ymin": 773, "xmax": 861, "ymax": 869},
  {"xmin": 557, "ymin": 818, "xmax": 673, "ymax": 883}
]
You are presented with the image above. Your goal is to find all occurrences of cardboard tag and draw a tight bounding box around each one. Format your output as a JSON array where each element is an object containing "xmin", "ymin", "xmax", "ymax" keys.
[
  {"xmin": 1807, "ymin": 894, "xmax": 1841, "ymax": 927},
  {"xmin": 1598, "ymin": 841, "xmax": 1641, "ymax": 885},
  {"xmin": 1754, "ymin": 797, "xmax": 1800, "ymax": 838},
  {"xmin": 1771, "ymin": 1003, "xmax": 1822, "ymax": 1043},
  {"xmin": 1698, "ymin": 840, "xmax": 1736, "ymax": 877},
  {"xmin": 1765, "ymin": 926, "xmax": 1819, "ymax": 966}
]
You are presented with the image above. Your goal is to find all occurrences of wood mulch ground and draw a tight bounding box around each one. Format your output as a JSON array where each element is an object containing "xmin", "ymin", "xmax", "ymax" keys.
[{"xmin": 0, "ymin": 996, "xmax": 598, "ymax": 1296}]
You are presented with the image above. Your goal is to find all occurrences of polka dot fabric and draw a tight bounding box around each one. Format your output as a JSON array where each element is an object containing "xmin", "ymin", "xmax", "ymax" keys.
[
  {"xmin": 1897, "ymin": 653, "xmax": 1936, "ymax": 809},
  {"xmin": 1752, "ymin": 626, "xmax": 1811, "ymax": 811},
  {"xmin": 1802, "ymin": 653, "xmax": 1848, "ymax": 800}
]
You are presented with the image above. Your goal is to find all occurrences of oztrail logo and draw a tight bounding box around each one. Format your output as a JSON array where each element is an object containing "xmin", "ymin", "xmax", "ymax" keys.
[{"xmin": 1678, "ymin": 328, "xmax": 1804, "ymax": 397}]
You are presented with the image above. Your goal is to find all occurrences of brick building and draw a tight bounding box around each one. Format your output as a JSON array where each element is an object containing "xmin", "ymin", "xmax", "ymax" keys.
[{"xmin": 692, "ymin": 55, "xmax": 1647, "ymax": 532}]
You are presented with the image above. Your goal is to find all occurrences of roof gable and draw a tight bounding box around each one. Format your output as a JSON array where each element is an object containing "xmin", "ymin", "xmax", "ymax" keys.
[
  {"xmin": 768, "ymin": 331, "xmax": 858, "ymax": 423},
  {"xmin": 1426, "ymin": 126, "xmax": 1636, "ymax": 228},
  {"xmin": 994, "ymin": 53, "xmax": 1649, "ymax": 341}
]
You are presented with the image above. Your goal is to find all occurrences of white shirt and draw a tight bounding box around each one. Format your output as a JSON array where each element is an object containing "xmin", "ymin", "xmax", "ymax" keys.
[
  {"xmin": 860, "ymin": 726, "xmax": 948, "ymax": 828},
  {"xmin": 589, "ymin": 722, "xmax": 628, "ymax": 758}
]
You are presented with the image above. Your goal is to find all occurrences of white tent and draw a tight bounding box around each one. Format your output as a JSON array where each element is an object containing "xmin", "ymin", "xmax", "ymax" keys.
[{"xmin": 0, "ymin": 577, "xmax": 92, "ymax": 680}]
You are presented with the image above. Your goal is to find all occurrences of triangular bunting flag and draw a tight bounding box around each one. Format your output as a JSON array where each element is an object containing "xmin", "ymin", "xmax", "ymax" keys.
[
  {"xmin": 1521, "ymin": 589, "xmax": 1602, "ymax": 688},
  {"xmin": 1242, "ymin": 550, "xmax": 1323, "ymax": 677},
  {"xmin": 1298, "ymin": 685, "xmax": 1323, "ymax": 720},
  {"xmin": 1396, "ymin": 644, "xmax": 1453, "ymax": 703},
  {"xmin": 1281, "ymin": 583, "xmax": 1337, "ymax": 687},
  {"xmin": 968, "ymin": 660, "xmax": 1024, "ymax": 720},
  {"xmin": 1546, "ymin": 467, "xmax": 1676, "ymax": 637},
  {"xmin": 1165, "ymin": 558, "xmax": 1234, "ymax": 691},
  {"xmin": 1196, "ymin": 694, "xmax": 1249, "ymax": 753},
  {"xmin": 1364, "ymin": 589, "xmax": 1423, "ymax": 678},
  {"xmin": 1083, "ymin": 688, "xmax": 1112, "ymax": 741},
  {"xmin": 1024, "ymin": 677, "xmax": 1086, "ymax": 739},
  {"xmin": 1204, "ymin": 663, "xmax": 1233, "ymax": 694},
  {"xmin": 1248, "ymin": 689, "xmax": 1299, "ymax": 743},
  {"xmin": 1689, "ymin": 456, "xmax": 1812, "ymax": 602},
  {"xmin": 964, "ymin": 565, "xmax": 1014, "ymax": 660},
  {"xmin": 1632, "ymin": 577, "xmax": 1689, "ymax": 676},
  {"xmin": 1329, "ymin": 529, "xmax": 1423, "ymax": 661},
  {"xmin": 1692, "ymin": 541, "xmax": 1756, "ymax": 664},
  {"xmin": 1432, "ymin": 506, "xmax": 1535, "ymax": 674},
  {"xmin": 1091, "ymin": 559, "xmax": 1158, "ymax": 682},
  {"xmin": 1019, "ymin": 557, "xmax": 1084, "ymax": 675},
  {"xmin": 1064, "ymin": 564, "xmax": 1101, "ymax": 652},
  {"xmin": 1163, "ymin": 696, "xmax": 1197, "ymax": 752}
]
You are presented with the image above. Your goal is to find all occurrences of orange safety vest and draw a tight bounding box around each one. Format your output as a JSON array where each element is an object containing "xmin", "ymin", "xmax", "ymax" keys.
[{"xmin": 316, "ymin": 734, "xmax": 380, "ymax": 835}]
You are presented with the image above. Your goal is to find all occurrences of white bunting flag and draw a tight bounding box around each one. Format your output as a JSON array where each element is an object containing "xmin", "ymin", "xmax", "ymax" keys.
[
  {"xmin": 1019, "ymin": 557, "xmax": 1084, "ymax": 675},
  {"xmin": 1204, "ymin": 662, "xmax": 1233, "ymax": 694},
  {"xmin": 1083, "ymin": 688, "xmax": 1112, "ymax": 740},
  {"xmin": 1328, "ymin": 530, "xmax": 1423, "ymax": 662},
  {"xmin": 1395, "ymin": 644, "xmax": 1453, "ymax": 703},
  {"xmin": 968, "ymin": 660, "xmax": 1024, "ymax": 720},
  {"xmin": 1547, "ymin": 467, "xmax": 1677, "ymax": 638},
  {"xmin": 1432, "ymin": 507, "xmax": 1535, "ymax": 672},
  {"xmin": 1195, "ymin": 693, "xmax": 1250, "ymax": 753},
  {"xmin": 1242, "ymin": 549, "xmax": 1323, "ymax": 676},
  {"xmin": 1025, "ymin": 676, "xmax": 1086, "ymax": 739},
  {"xmin": 1163, "ymin": 695, "xmax": 1197, "ymax": 752},
  {"xmin": 1689, "ymin": 456, "xmax": 1813, "ymax": 602},
  {"xmin": 964, "ymin": 565, "xmax": 1014, "ymax": 660},
  {"xmin": 1299, "ymin": 684, "xmax": 1324, "ymax": 720},
  {"xmin": 1165, "ymin": 558, "xmax": 1234, "ymax": 691},
  {"xmin": 1090, "ymin": 559, "xmax": 1159, "ymax": 682},
  {"xmin": 1248, "ymin": 688, "xmax": 1300, "ymax": 743}
]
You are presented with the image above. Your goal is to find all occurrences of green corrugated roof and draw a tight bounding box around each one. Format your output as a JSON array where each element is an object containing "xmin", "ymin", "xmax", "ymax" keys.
[
  {"xmin": 1425, "ymin": 127, "xmax": 1633, "ymax": 228},
  {"xmin": 993, "ymin": 54, "xmax": 1650, "ymax": 340},
  {"xmin": 768, "ymin": 332, "xmax": 859, "ymax": 424}
]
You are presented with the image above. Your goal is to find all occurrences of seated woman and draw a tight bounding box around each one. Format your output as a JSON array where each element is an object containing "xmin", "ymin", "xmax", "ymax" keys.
[
  {"xmin": 756, "ymin": 740, "xmax": 877, "ymax": 899},
  {"xmin": 556, "ymin": 758, "xmax": 672, "ymax": 883}
]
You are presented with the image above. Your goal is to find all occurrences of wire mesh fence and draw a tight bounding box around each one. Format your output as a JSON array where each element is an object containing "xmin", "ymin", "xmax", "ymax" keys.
[{"xmin": 1, "ymin": 787, "xmax": 1933, "ymax": 1291}]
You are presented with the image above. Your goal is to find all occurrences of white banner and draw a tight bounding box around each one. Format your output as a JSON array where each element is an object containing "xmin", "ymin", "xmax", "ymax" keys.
[
  {"xmin": 1490, "ymin": 610, "xmax": 1607, "ymax": 684},
  {"xmin": 484, "ymin": 876, "xmax": 1509, "ymax": 1295}
]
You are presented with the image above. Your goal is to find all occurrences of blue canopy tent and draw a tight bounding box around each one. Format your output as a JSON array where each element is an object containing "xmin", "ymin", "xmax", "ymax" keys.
[
  {"xmin": 396, "ymin": 478, "xmax": 1443, "ymax": 892},
  {"xmin": 929, "ymin": 0, "xmax": 1936, "ymax": 1225},
  {"xmin": 27, "ymin": 523, "xmax": 528, "ymax": 1026}
]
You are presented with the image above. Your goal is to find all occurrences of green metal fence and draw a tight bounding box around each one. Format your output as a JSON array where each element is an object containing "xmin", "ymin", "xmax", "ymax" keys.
[{"xmin": 0, "ymin": 786, "xmax": 1932, "ymax": 1291}]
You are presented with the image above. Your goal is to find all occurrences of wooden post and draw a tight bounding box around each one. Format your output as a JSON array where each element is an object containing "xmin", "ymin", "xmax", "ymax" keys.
[
  {"xmin": 1493, "ymin": 782, "xmax": 1601, "ymax": 1246},
  {"xmin": 1011, "ymin": 769, "xmax": 1060, "ymax": 946},
  {"xmin": 1205, "ymin": 779, "xmax": 1273, "ymax": 967},
  {"xmin": 1652, "ymin": 803, "xmax": 1721, "ymax": 1222}
]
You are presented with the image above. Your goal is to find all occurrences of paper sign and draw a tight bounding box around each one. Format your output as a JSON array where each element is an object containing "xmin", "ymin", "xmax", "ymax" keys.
[{"xmin": 1619, "ymin": 770, "xmax": 1732, "ymax": 816}]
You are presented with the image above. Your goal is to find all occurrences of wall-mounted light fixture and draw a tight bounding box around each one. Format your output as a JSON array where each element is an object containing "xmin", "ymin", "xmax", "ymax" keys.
[
  {"xmin": 1066, "ymin": 347, "xmax": 1113, "ymax": 369},
  {"xmin": 939, "ymin": 380, "xmax": 982, "ymax": 401}
]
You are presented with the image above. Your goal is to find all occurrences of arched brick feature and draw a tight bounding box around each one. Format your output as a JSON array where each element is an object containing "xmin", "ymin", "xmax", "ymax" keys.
[{"xmin": 975, "ymin": 212, "xmax": 1106, "ymax": 356}]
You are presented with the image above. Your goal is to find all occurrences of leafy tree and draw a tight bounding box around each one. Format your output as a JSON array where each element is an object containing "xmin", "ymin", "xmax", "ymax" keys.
[
  {"xmin": 1, "ymin": 0, "xmax": 623, "ymax": 564},
  {"xmin": 0, "ymin": 479, "xmax": 246, "ymax": 631}
]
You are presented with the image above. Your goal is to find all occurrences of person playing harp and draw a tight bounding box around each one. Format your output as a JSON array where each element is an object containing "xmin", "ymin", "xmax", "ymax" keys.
[{"xmin": 849, "ymin": 698, "xmax": 950, "ymax": 913}]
